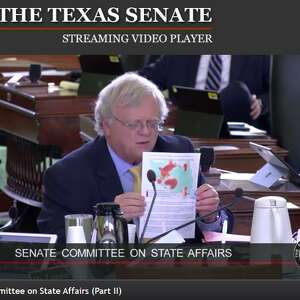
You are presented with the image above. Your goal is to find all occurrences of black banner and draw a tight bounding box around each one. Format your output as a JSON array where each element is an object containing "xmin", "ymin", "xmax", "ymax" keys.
[
  {"xmin": 0, "ymin": 280, "xmax": 300, "ymax": 300},
  {"xmin": 0, "ymin": 244, "xmax": 299, "ymax": 280},
  {"xmin": 0, "ymin": 0, "xmax": 299, "ymax": 53}
]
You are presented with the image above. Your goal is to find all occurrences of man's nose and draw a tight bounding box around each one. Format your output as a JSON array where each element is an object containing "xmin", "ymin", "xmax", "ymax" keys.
[{"xmin": 138, "ymin": 122, "xmax": 152, "ymax": 135}]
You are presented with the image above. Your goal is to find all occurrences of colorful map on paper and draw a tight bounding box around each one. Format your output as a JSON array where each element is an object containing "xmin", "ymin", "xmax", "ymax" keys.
[
  {"xmin": 150, "ymin": 159, "xmax": 194, "ymax": 197},
  {"xmin": 141, "ymin": 152, "xmax": 200, "ymax": 239}
]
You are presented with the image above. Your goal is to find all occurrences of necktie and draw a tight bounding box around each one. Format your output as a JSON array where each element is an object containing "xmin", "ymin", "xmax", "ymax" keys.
[
  {"xmin": 205, "ymin": 55, "xmax": 223, "ymax": 91},
  {"xmin": 129, "ymin": 165, "xmax": 142, "ymax": 193},
  {"xmin": 129, "ymin": 165, "xmax": 142, "ymax": 239}
]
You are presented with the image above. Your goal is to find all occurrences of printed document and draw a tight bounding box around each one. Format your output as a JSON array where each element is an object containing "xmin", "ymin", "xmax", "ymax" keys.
[{"xmin": 139, "ymin": 152, "xmax": 200, "ymax": 239}]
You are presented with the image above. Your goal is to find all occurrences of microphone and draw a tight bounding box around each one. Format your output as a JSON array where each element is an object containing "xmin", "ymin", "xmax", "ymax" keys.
[
  {"xmin": 139, "ymin": 170, "xmax": 157, "ymax": 243},
  {"xmin": 29, "ymin": 64, "xmax": 42, "ymax": 83},
  {"xmin": 234, "ymin": 187, "xmax": 256, "ymax": 202},
  {"xmin": 147, "ymin": 169, "xmax": 156, "ymax": 184},
  {"xmin": 145, "ymin": 188, "xmax": 245, "ymax": 244},
  {"xmin": 234, "ymin": 187, "xmax": 243, "ymax": 198}
]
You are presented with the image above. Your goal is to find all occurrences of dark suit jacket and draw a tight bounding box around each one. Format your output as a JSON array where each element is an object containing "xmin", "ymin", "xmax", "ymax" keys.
[
  {"xmin": 38, "ymin": 134, "xmax": 225, "ymax": 243},
  {"xmin": 139, "ymin": 55, "xmax": 271, "ymax": 130}
]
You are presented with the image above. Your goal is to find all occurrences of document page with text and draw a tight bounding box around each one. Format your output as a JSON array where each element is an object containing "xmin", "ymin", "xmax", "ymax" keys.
[{"xmin": 140, "ymin": 152, "xmax": 200, "ymax": 239}]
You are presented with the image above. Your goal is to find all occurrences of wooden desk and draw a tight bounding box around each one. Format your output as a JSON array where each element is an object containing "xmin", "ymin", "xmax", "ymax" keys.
[
  {"xmin": 0, "ymin": 84, "xmax": 96, "ymax": 154},
  {"xmin": 0, "ymin": 55, "xmax": 80, "ymax": 71},
  {"xmin": 216, "ymin": 178, "xmax": 300, "ymax": 235},
  {"xmin": 0, "ymin": 83, "xmax": 96, "ymax": 204},
  {"xmin": 191, "ymin": 137, "xmax": 287, "ymax": 173}
]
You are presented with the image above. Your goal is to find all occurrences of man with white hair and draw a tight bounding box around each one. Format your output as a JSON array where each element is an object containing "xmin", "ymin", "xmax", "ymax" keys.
[{"xmin": 38, "ymin": 73, "xmax": 231, "ymax": 242}]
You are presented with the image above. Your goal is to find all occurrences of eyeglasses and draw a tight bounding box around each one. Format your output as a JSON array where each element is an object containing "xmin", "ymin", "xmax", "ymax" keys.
[{"xmin": 112, "ymin": 115, "xmax": 164, "ymax": 131}]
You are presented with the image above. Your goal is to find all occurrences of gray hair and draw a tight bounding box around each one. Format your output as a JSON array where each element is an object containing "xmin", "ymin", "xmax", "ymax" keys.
[{"xmin": 94, "ymin": 72, "xmax": 169, "ymax": 135}]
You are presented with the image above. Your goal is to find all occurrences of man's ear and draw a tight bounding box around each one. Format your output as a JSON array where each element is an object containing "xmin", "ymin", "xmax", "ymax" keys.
[{"xmin": 101, "ymin": 120, "xmax": 111, "ymax": 136}]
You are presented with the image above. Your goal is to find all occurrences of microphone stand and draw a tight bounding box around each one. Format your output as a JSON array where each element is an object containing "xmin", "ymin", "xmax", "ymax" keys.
[{"xmin": 139, "ymin": 180, "xmax": 157, "ymax": 243}]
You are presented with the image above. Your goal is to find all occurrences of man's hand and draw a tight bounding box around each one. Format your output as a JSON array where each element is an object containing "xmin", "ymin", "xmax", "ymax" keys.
[
  {"xmin": 115, "ymin": 192, "xmax": 146, "ymax": 221},
  {"xmin": 195, "ymin": 184, "xmax": 220, "ymax": 223},
  {"xmin": 250, "ymin": 94, "xmax": 263, "ymax": 120}
]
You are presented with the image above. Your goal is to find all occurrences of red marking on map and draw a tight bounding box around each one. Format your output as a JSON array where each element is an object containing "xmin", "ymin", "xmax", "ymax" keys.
[
  {"xmin": 164, "ymin": 178, "xmax": 178, "ymax": 189},
  {"xmin": 183, "ymin": 163, "xmax": 188, "ymax": 171},
  {"xmin": 159, "ymin": 161, "xmax": 176, "ymax": 178}
]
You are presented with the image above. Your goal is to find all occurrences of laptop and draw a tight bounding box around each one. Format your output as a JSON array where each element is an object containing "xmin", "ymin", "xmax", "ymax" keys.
[
  {"xmin": 249, "ymin": 142, "xmax": 300, "ymax": 186},
  {"xmin": 171, "ymin": 86, "xmax": 230, "ymax": 138},
  {"xmin": 78, "ymin": 55, "xmax": 124, "ymax": 95},
  {"xmin": 0, "ymin": 232, "xmax": 57, "ymax": 244}
]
